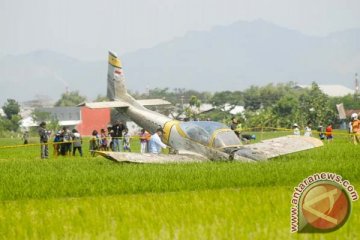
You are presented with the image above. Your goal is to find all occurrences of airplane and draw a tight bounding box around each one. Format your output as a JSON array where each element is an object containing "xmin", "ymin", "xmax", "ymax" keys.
[{"xmin": 80, "ymin": 51, "xmax": 323, "ymax": 163}]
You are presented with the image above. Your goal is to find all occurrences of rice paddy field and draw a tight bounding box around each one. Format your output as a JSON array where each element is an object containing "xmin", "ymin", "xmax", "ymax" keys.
[{"xmin": 0, "ymin": 130, "xmax": 359, "ymax": 239}]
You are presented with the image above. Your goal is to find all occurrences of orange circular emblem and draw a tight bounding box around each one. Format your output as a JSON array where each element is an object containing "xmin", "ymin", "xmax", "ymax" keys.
[{"xmin": 301, "ymin": 183, "xmax": 351, "ymax": 231}]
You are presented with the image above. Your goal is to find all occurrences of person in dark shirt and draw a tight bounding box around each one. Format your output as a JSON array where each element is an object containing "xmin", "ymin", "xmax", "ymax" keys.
[
  {"xmin": 230, "ymin": 117, "xmax": 240, "ymax": 138},
  {"xmin": 60, "ymin": 127, "xmax": 72, "ymax": 156},
  {"xmin": 111, "ymin": 120, "xmax": 125, "ymax": 152},
  {"xmin": 71, "ymin": 129, "xmax": 83, "ymax": 156},
  {"xmin": 38, "ymin": 122, "xmax": 49, "ymax": 159}
]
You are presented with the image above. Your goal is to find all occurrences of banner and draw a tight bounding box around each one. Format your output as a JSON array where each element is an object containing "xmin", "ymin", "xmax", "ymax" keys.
[{"xmin": 336, "ymin": 103, "xmax": 346, "ymax": 120}]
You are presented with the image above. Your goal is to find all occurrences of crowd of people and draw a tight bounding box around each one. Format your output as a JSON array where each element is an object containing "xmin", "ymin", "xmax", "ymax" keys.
[
  {"xmin": 37, "ymin": 120, "xmax": 169, "ymax": 159},
  {"xmin": 37, "ymin": 114, "xmax": 360, "ymax": 159},
  {"xmin": 292, "ymin": 121, "xmax": 334, "ymax": 141}
]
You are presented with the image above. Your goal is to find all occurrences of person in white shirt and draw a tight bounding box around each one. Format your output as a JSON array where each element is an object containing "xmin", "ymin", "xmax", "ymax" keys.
[
  {"xmin": 304, "ymin": 121, "xmax": 312, "ymax": 137},
  {"xmin": 293, "ymin": 123, "xmax": 300, "ymax": 136},
  {"xmin": 148, "ymin": 128, "xmax": 167, "ymax": 154}
]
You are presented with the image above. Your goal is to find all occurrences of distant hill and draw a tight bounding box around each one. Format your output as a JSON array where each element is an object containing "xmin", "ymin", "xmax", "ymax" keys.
[
  {"xmin": 122, "ymin": 19, "xmax": 360, "ymax": 92},
  {"xmin": 0, "ymin": 19, "xmax": 359, "ymax": 105}
]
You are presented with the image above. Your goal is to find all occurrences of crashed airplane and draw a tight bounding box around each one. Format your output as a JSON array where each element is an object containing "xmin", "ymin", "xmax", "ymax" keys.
[{"xmin": 80, "ymin": 51, "xmax": 323, "ymax": 163}]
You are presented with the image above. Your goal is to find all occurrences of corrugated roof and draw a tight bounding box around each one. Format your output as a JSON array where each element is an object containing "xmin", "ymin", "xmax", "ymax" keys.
[{"xmin": 298, "ymin": 84, "xmax": 354, "ymax": 97}]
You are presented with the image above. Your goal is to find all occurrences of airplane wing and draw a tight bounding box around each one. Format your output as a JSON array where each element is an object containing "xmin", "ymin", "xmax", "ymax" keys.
[
  {"xmin": 234, "ymin": 135, "xmax": 323, "ymax": 161},
  {"xmin": 78, "ymin": 101, "xmax": 130, "ymax": 109},
  {"xmin": 137, "ymin": 99, "xmax": 171, "ymax": 106},
  {"xmin": 95, "ymin": 151, "xmax": 209, "ymax": 164},
  {"xmin": 78, "ymin": 99, "xmax": 171, "ymax": 109}
]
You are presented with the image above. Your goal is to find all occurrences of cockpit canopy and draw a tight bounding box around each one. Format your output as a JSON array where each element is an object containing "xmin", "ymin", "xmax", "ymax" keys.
[{"xmin": 178, "ymin": 121, "xmax": 241, "ymax": 148}]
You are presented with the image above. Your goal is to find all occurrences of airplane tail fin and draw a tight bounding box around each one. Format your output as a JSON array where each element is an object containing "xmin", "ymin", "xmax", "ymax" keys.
[{"xmin": 107, "ymin": 51, "xmax": 127, "ymax": 100}]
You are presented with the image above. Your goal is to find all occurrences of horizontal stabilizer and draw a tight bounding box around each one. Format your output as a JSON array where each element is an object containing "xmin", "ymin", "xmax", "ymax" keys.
[
  {"xmin": 79, "ymin": 99, "xmax": 171, "ymax": 109},
  {"xmin": 234, "ymin": 135, "xmax": 323, "ymax": 161},
  {"xmin": 137, "ymin": 99, "xmax": 171, "ymax": 106},
  {"xmin": 95, "ymin": 151, "xmax": 209, "ymax": 164},
  {"xmin": 78, "ymin": 101, "xmax": 130, "ymax": 109}
]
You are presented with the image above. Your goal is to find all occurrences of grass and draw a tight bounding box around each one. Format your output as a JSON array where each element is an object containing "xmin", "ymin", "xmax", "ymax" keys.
[{"xmin": 0, "ymin": 131, "xmax": 359, "ymax": 239}]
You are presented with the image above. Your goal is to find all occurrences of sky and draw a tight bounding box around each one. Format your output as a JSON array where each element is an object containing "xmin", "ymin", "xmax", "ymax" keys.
[{"xmin": 1, "ymin": 0, "xmax": 360, "ymax": 61}]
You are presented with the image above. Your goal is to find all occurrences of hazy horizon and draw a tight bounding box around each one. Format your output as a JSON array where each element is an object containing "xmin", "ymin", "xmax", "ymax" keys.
[{"xmin": 1, "ymin": 0, "xmax": 360, "ymax": 61}]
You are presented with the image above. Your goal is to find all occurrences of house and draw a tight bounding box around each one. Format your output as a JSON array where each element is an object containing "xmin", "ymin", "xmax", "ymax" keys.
[{"xmin": 38, "ymin": 107, "xmax": 110, "ymax": 136}]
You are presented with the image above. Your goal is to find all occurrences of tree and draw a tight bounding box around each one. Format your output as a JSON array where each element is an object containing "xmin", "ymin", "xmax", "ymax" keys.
[
  {"xmin": 330, "ymin": 94, "xmax": 360, "ymax": 110},
  {"xmin": 32, "ymin": 109, "xmax": 59, "ymax": 131},
  {"xmin": 243, "ymin": 83, "xmax": 299, "ymax": 111},
  {"xmin": 1, "ymin": 99, "xmax": 21, "ymax": 132},
  {"xmin": 2, "ymin": 99, "xmax": 20, "ymax": 120},
  {"xmin": 243, "ymin": 86, "xmax": 262, "ymax": 111},
  {"xmin": 54, "ymin": 91, "xmax": 87, "ymax": 107},
  {"xmin": 299, "ymin": 82, "xmax": 335, "ymax": 126},
  {"xmin": 184, "ymin": 95, "xmax": 202, "ymax": 119},
  {"xmin": 271, "ymin": 95, "xmax": 302, "ymax": 127},
  {"xmin": 94, "ymin": 95, "xmax": 109, "ymax": 102},
  {"xmin": 211, "ymin": 91, "xmax": 243, "ymax": 113},
  {"xmin": 189, "ymin": 95, "xmax": 201, "ymax": 109}
]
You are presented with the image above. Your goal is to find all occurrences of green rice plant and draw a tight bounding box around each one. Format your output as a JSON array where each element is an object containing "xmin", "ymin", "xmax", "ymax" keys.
[{"xmin": 0, "ymin": 131, "xmax": 359, "ymax": 239}]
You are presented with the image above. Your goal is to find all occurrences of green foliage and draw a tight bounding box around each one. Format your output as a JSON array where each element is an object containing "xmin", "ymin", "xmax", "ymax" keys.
[
  {"xmin": 31, "ymin": 109, "xmax": 52, "ymax": 122},
  {"xmin": 241, "ymin": 82, "xmax": 337, "ymax": 129},
  {"xmin": 2, "ymin": 99, "xmax": 20, "ymax": 119},
  {"xmin": 198, "ymin": 109, "xmax": 229, "ymax": 122},
  {"xmin": 0, "ymin": 99, "xmax": 22, "ymax": 133},
  {"xmin": 93, "ymin": 82, "xmax": 342, "ymax": 129},
  {"xmin": 131, "ymin": 88, "xmax": 212, "ymax": 105},
  {"xmin": 94, "ymin": 94, "xmax": 109, "ymax": 102},
  {"xmin": 330, "ymin": 94, "xmax": 360, "ymax": 110},
  {"xmin": 54, "ymin": 91, "xmax": 87, "ymax": 107},
  {"xmin": 243, "ymin": 83, "xmax": 297, "ymax": 111},
  {"xmin": 31, "ymin": 109, "xmax": 59, "ymax": 131},
  {"xmin": 299, "ymin": 82, "xmax": 336, "ymax": 126},
  {"xmin": 243, "ymin": 86, "xmax": 262, "ymax": 111},
  {"xmin": 183, "ymin": 95, "xmax": 202, "ymax": 119},
  {"xmin": 212, "ymin": 91, "xmax": 244, "ymax": 111}
]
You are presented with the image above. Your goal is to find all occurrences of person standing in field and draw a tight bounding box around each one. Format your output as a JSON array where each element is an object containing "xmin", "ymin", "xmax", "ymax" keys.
[
  {"xmin": 100, "ymin": 128, "xmax": 108, "ymax": 151},
  {"xmin": 230, "ymin": 117, "xmax": 240, "ymax": 138},
  {"xmin": 325, "ymin": 122, "xmax": 333, "ymax": 141},
  {"xmin": 53, "ymin": 130, "xmax": 62, "ymax": 157},
  {"xmin": 123, "ymin": 128, "xmax": 131, "ymax": 152},
  {"xmin": 38, "ymin": 122, "xmax": 49, "ymax": 159},
  {"xmin": 304, "ymin": 121, "xmax": 312, "ymax": 137},
  {"xmin": 89, "ymin": 130, "xmax": 100, "ymax": 156},
  {"xmin": 71, "ymin": 129, "xmax": 83, "ymax": 156},
  {"xmin": 139, "ymin": 129, "xmax": 148, "ymax": 153},
  {"xmin": 148, "ymin": 128, "xmax": 167, "ymax": 154},
  {"xmin": 351, "ymin": 113, "xmax": 360, "ymax": 144},
  {"xmin": 112, "ymin": 120, "xmax": 125, "ymax": 152},
  {"xmin": 108, "ymin": 129, "xmax": 114, "ymax": 151},
  {"xmin": 22, "ymin": 131, "xmax": 29, "ymax": 144},
  {"xmin": 293, "ymin": 123, "xmax": 300, "ymax": 136},
  {"xmin": 317, "ymin": 123, "xmax": 325, "ymax": 140},
  {"xmin": 60, "ymin": 127, "xmax": 72, "ymax": 156}
]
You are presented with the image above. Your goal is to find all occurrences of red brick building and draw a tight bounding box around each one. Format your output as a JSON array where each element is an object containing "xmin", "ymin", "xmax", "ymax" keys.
[
  {"xmin": 77, "ymin": 107, "xmax": 111, "ymax": 135},
  {"xmin": 39, "ymin": 107, "xmax": 111, "ymax": 136}
]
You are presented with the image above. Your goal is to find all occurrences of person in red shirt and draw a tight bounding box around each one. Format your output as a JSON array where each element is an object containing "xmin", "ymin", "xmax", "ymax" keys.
[{"xmin": 325, "ymin": 123, "xmax": 333, "ymax": 141}]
